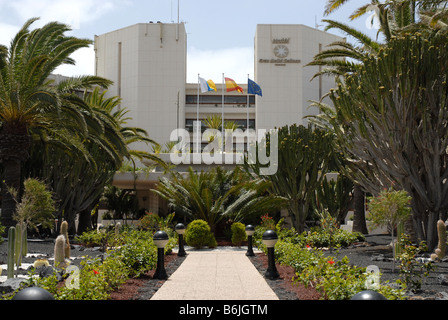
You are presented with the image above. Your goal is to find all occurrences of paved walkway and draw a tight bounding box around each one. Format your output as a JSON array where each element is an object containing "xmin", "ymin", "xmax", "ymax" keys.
[{"xmin": 150, "ymin": 248, "xmax": 279, "ymax": 300}]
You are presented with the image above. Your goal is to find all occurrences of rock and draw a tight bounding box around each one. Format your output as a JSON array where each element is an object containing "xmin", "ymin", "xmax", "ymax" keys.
[
  {"xmin": 438, "ymin": 274, "xmax": 448, "ymax": 286},
  {"xmin": 371, "ymin": 254, "xmax": 392, "ymax": 262},
  {"xmin": 371, "ymin": 254, "xmax": 385, "ymax": 261},
  {"xmin": 415, "ymin": 257, "xmax": 432, "ymax": 264},
  {"xmin": 436, "ymin": 291, "xmax": 448, "ymax": 300},
  {"xmin": 408, "ymin": 295, "xmax": 434, "ymax": 300},
  {"xmin": 36, "ymin": 265, "xmax": 64, "ymax": 281},
  {"xmin": 0, "ymin": 278, "xmax": 27, "ymax": 294}
]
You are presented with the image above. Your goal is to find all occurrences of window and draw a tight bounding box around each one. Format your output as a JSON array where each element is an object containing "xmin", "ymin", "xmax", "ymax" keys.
[
  {"xmin": 185, "ymin": 119, "xmax": 255, "ymax": 133},
  {"xmin": 186, "ymin": 95, "xmax": 255, "ymax": 105}
]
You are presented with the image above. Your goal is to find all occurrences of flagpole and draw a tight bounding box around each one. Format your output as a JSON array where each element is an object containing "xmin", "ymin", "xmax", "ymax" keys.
[
  {"xmin": 247, "ymin": 74, "xmax": 250, "ymax": 152},
  {"xmin": 247, "ymin": 74, "xmax": 250, "ymax": 133},
  {"xmin": 222, "ymin": 73, "xmax": 225, "ymax": 152},
  {"xmin": 193, "ymin": 73, "xmax": 202, "ymax": 153}
]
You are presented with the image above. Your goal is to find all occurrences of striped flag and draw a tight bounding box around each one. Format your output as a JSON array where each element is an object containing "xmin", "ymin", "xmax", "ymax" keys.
[
  {"xmin": 199, "ymin": 77, "xmax": 214, "ymax": 93},
  {"xmin": 207, "ymin": 80, "xmax": 217, "ymax": 92},
  {"xmin": 225, "ymin": 77, "xmax": 244, "ymax": 93}
]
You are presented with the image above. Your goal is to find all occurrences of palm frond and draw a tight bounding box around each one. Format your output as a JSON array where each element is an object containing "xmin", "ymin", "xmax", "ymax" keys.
[
  {"xmin": 324, "ymin": 0, "xmax": 351, "ymax": 15},
  {"xmin": 323, "ymin": 19, "xmax": 382, "ymax": 52}
]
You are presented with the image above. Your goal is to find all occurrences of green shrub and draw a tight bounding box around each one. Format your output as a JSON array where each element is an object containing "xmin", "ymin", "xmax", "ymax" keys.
[
  {"xmin": 276, "ymin": 241, "xmax": 406, "ymax": 300},
  {"xmin": 185, "ymin": 220, "xmax": 216, "ymax": 249},
  {"xmin": 252, "ymin": 222, "xmax": 404, "ymax": 300},
  {"xmin": 305, "ymin": 229, "xmax": 364, "ymax": 248},
  {"xmin": 33, "ymin": 255, "xmax": 128, "ymax": 300},
  {"xmin": 75, "ymin": 229, "xmax": 108, "ymax": 247},
  {"xmin": 10, "ymin": 229, "xmax": 178, "ymax": 300},
  {"xmin": 397, "ymin": 234, "xmax": 434, "ymax": 292},
  {"xmin": 139, "ymin": 212, "xmax": 175, "ymax": 233},
  {"xmin": 231, "ymin": 222, "xmax": 246, "ymax": 246},
  {"xmin": 0, "ymin": 223, "xmax": 4, "ymax": 243},
  {"xmin": 114, "ymin": 236, "xmax": 157, "ymax": 278}
]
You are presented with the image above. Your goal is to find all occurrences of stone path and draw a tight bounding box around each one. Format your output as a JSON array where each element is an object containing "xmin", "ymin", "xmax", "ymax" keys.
[{"xmin": 150, "ymin": 248, "xmax": 279, "ymax": 300}]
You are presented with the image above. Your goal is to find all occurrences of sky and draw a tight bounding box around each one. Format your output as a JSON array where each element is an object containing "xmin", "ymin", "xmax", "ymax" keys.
[{"xmin": 0, "ymin": 0, "xmax": 382, "ymax": 83}]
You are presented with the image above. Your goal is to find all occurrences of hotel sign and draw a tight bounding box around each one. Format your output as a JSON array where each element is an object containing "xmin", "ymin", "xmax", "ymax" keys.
[
  {"xmin": 259, "ymin": 58, "xmax": 301, "ymax": 64},
  {"xmin": 258, "ymin": 37, "xmax": 301, "ymax": 65}
]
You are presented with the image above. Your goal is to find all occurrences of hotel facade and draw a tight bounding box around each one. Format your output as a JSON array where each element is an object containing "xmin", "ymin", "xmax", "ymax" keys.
[{"xmin": 94, "ymin": 22, "xmax": 343, "ymax": 215}]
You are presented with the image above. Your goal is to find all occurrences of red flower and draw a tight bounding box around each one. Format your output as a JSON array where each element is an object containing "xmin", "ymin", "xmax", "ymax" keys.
[
  {"xmin": 93, "ymin": 269, "xmax": 99, "ymax": 275},
  {"xmin": 328, "ymin": 260, "xmax": 335, "ymax": 265}
]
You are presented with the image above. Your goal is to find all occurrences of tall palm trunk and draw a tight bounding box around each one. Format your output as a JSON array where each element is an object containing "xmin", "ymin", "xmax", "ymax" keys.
[
  {"xmin": 353, "ymin": 184, "xmax": 368, "ymax": 234},
  {"xmin": 0, "ymin": 124, "xmax": 31, "ymax": 229},
  {"xmin": 1, "ymin": 159, "xmax": 21, "ymax": 229}
]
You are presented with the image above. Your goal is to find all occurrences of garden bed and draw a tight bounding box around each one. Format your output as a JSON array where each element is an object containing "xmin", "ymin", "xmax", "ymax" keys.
[{"xmin": 2, "ymin": 234, "xmax": 448, "ymax": 300}]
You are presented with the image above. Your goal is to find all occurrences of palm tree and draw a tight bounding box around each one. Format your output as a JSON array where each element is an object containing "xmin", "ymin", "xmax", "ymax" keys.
[
  {"xmin": 153, "ymin": 166, "xmax": 285, "ymax": 233},
  {"xmin": 308, "ymin": 1, "xmax": 448, "ymax": 236},
  {"xmin": 28, "ymin": 88, "xmax": 164, "ymax": 233},
  {"xmin": 311, "ymin": 1, "xmax": 448, "ymax": 78},
  {"xmin": 244, "ymin": 124, "xmax": 335, "ymax": 233},
  {"xmin": 307, "ymin": 19, "xmax": 382, "ymax": 79},
  {"xmin": 324, "ymin": 0, "xmax": 447, "ymax": 18},
  {"xmin": 323, "ymin": 31, "xmax": 448, "ymax": 250},
  {"xmin": 0, "ymin": 18, "xmax": 112, "ymax": 229}
]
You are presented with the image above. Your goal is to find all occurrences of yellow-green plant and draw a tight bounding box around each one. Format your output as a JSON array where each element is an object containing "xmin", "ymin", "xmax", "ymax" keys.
[
  {"xmin": 9, "ymin": 178, "xmax": 55, "ymax": 275},
  {"xmin": 368, "ymin": 188, "xmax": 412, "ymax": 270},
  {"xmin": 231, "ymin": 222, "xmax": 247, "ymax": 246},
  {"xmin": 316, "ymin": 208, "xmax": 339, "ymax": 252},
  {"xmin": 397, "ymin": 234, "xmax": 434, "ymax": 292},
  {"xmin": 185, "ymin": 219, "xmax": 215, "ymax": 249}
]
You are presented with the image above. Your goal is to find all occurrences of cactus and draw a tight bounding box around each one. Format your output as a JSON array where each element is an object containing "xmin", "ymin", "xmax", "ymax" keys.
[
  {"xmin": 22, "ymin": 226, "xmax": 28, "ymax": 258},
  {"xmin": 14, "ymin": 223, "xmax": 27, "ymax": 266},
  {"xmin": 33, "ymin": 259, "xmax": 50, "ymax": 268},
  {"xmin": 7, "ymin": 227, "xmax": 16, "ymax": 279},
  {"xmin": 54, "ymin": 235, "xmax": 67, "ymax": 268},
  {"xmin": 436, "ymin": 220, "xmax": 447, "ymax": 259},
  {"xmin": 60, "ymin": 221, "xmax": 70, "ymax": 259},
  {"xmin": 114, "ymin": 222, "xmax": 121, "ymax": 236}
]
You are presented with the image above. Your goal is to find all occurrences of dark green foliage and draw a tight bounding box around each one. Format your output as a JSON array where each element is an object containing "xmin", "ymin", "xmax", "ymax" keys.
[
  {"xmin": 230, "ymin": 222, "xmax": 247, "ymax": 246},
  {"xmin": 245, "ymin": 124, "xmax": 335, "ymax": 233},
  {"xmin": 0, "ymin": 18, "xmax": 113, "ymax": 229},
  {"xmin": 102, "ymin": 186, "xmax": 138, "ymax": 220},
  {"xmin": 316, "ymin": 174, "xmax": 353, "ymax": 225},
  {"xmin": 153, "ymin": 166, "xmax": 285, "ymax": 232},
  {"xmin": 319, "ymin": 32, "xmax": 448, "ymax": 250}
]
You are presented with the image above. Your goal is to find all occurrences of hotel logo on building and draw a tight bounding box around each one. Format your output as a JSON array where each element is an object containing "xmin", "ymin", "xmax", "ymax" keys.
[{"xmin": 259, "ymin": 37, "xmax": 301, "ymax": 65}]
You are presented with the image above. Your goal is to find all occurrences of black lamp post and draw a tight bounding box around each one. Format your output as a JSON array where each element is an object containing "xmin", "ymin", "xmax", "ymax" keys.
[
  {"xmin": 245, "ymin": 225, "xmax": 255, "ymax": 256},
  {"xmin": 12, "ymin": 287, "xmax": 55, "ymax": 300},
  {"xmin": 175, "ymin": 223, "xmax": 187, "ymax": 257},
  {"xmin": 351, "ymin": 290, "xmax": 387, "ymax": 300},
  {"xmin": 262, "ymin": 229, "xmax": 279, "ymax": 279},
  {"xmin": 153, "ymin": 230, "xmax": 169, "ymax": 280}
]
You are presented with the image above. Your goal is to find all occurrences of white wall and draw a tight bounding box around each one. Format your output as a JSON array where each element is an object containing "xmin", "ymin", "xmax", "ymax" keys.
[
  {"xmin": 255, "ymin": 24, "xmax": 342, "ymax": 132},
  {"xmin": 95, "ymin": 23, "xmax": 187, "ymax": 151}
]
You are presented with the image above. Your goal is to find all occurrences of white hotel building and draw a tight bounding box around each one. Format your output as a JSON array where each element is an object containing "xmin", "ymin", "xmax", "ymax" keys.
[{"xmin": 94, "ymin": 22, "xmax": 342, "ymax": 215}]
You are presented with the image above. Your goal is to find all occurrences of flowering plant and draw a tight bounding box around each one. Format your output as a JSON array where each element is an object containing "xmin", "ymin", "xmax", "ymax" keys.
[{"xmin": 260, "ymin": 213, "xmax": 275, "ymax": 230}]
